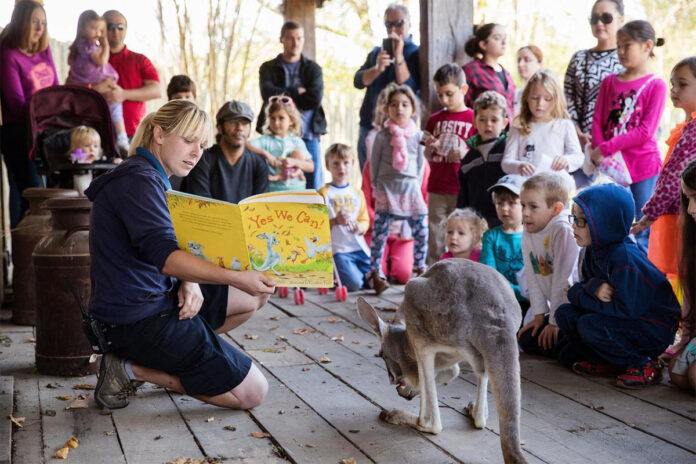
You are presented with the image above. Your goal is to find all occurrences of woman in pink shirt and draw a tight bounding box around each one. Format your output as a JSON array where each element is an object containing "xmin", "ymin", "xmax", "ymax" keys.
[
  {"xmin": 590, "ymin": 20, "xmax": 666, "ymax": 253},
  {"xmin": 0, "ymin": 1, "xmax": 59, "ymax": 226}
]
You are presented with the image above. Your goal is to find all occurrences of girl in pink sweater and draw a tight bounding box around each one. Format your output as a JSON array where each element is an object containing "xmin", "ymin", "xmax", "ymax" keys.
[{"xmin": 590, "ymin": 20, "xmax": 666, "ymax": 253}]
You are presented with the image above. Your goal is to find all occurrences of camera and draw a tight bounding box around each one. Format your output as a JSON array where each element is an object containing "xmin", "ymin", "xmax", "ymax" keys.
[{"xmin": 382, "ymin": 38, "xmax": 394, "ymax": 59}]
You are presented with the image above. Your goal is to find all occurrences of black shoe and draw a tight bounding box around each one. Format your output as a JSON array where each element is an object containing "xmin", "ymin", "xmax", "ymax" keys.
[{"xmin": 94, "ymin": 354, "xmax": 133, "ymax": 409}]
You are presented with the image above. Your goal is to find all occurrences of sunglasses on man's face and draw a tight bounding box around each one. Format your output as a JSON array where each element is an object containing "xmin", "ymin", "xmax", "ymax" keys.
[
  {"xmin": 385, "ymin": 19, "xmax": 405, "ymax": 29},
  {"xmin": 589, "ymin": 13, "xmax": 615, "ymax": 25},
  {"xmin": 107, "ymin": 23, "xmax": 126, "ymax": 31}
]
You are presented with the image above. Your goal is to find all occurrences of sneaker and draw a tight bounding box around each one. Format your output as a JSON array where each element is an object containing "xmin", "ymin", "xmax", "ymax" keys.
[
  {"xmin": 368, "ymin": 271, "xmax": 390, "ymax": 296},
  {"xmin": 95, "ymin": 353, "xmax": 133, "ymax": 409},
  {"xmin": 616, "ymin": 359, "xmax": 663, "ymax": 389},
  {"xmin": 572, "ymin": 361, "xmax": 621, "ymax": 376}
]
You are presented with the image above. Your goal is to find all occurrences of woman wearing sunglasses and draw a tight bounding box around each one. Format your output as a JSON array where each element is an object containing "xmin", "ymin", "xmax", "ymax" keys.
[{"xmin": 563, "ymin": 0, "xmax": 625, "ymax": 188}]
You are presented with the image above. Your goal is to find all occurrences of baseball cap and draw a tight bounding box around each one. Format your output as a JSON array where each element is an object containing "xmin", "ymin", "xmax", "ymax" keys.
[
  {"xmin": 216, "ymin": 100, "xmax": 254, "ymax": 124},
  {"xmin": 487, "ymin": 174, "xmax": 525, "ymax": 196}
]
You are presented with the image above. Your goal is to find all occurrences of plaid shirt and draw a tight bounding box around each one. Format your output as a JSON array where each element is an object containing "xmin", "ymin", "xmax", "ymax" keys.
[{"xmin": 463, "ymin": 58, "xmax": 516, "ymax": 120}]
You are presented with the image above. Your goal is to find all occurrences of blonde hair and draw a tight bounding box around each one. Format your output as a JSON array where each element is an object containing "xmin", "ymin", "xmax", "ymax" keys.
[
  {"xmin": 521, "ymin": 172, "xmax": 569, "ymax": 207},
  {"xmin": 515, "ymin": 69, "xmax": 569, "ymax": 136},
  {"xmin": 372, "ymin": 86, "xmax": 392, "ymax": 127},
  {"xmin": 324, "ymin": 143, "xmax": 354, "ymax": 169},
  {"xmin": 442, "ymin": 208, "xmax": 489, "ymax": 247},
  {"xmin": 263, "ymin": 96, "xmax": 303, "ymax": 137},
  {"xmin": 68, "ymin": 125, "xmax": 101, "ymax": 158},
  {"xmin": 129, "ymin": 100, "xmax": 212, "ymax": 156}
]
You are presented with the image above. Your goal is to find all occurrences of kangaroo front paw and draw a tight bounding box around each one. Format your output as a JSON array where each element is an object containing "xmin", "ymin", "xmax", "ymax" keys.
[{"xmin": 466, "ymin": 401, "xmax": 487, "ymax": 429}]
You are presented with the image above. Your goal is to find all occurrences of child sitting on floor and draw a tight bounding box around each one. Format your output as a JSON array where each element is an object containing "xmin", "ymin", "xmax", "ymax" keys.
[
  {"xmin": 556, "ymin": 183, "xmax": 680, "ymax": 389},
  {"xmin": 480, "ymin": 174, "xmax": 527, "ymax": 316},
  {"xmin": 517, "ymin": 172, "xmax": 579, "ymax": 357},
  {"xmin": 318, "ymin": 144, "xmax": 370, "ymax": 292},
  {"xmin": 439, "ymin": 208, "xmax": 487, "ymax": 262}
]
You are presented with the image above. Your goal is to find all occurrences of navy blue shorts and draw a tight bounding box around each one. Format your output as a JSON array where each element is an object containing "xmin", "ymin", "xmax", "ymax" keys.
[{"xmin": 103, "ymin": 284, "xmax": 251, "ymax": 397}]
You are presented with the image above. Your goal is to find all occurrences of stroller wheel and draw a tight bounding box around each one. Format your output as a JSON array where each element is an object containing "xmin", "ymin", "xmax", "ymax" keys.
[
  {"xmin": 277, "ymin": 286, "xmax": 289, "ymax": 298},
  {"xmin": 293, "ymin": 288, "xmax": 305, "ymax": 305},
  {"xmin": 317, "ymin": 287, "xmax": 328, "ymax": 295},
  {"xmin": 335, "ymin": 285, "xmax": 348, "ymax": 302}
]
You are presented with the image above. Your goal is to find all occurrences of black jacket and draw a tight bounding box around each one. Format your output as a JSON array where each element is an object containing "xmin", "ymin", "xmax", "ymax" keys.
[{"xmin": 256, "ymin": 54, "xmax": 327, "ymax": 136}]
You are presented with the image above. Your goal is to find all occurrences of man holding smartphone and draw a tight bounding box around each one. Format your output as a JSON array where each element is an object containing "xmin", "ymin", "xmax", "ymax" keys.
[{"xmin": 353, "ymin": 3, "xmax": 420, "ymax": 170}]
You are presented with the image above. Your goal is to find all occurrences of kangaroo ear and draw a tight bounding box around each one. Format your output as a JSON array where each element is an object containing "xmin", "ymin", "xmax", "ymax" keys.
[{"xmin": 357, "ymin": 297, "xmax": 387, "ymax": 336}]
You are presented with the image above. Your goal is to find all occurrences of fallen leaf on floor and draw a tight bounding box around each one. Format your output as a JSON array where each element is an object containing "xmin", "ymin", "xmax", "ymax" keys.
[
  {"xmin": 56, "ymin": 395, "xmax": 72, "ymax": 401},
  {"xmin": 269, "ymin": 326, "xmax": 279, "ymax": 331},
  {"xmin": 293, "ymin": 328, "xmax": 308, "ymax": 335},
  {"xmin": 327, "ymin": 317, "xmax": 339, "ymax": 323},
  {"xmin": 331, "ymin": 334, "xmax": 344, "ymax": 342},
  {"xmin": 305, "ymin": 443, "xmax": 316, "ymax": 448},
  {"xmin": 65, "ymin": 436, "xmax": 79, "ymax": 449},
  {"xmin": 278, "ymin": 409, "xmax": 285, "ymax": 415},
  {"xmin": 520, "ymin": 439, "xmax": 527, "ymax": 446},
  {"xmin": 319, "ymin": 356, "xmax": 331, "ymax": 363},
  {"xmin": 223, "ymin": 425, "xmax": 236, "ymax": 431},
  {"xmin": 65, "ymin": 394, "xmax": 90, "ymax": 410},
  {"xmin": 205, "ymin": 417, "xmax": 214, "ymax": 422},
  {"xmin": 250, "ymin": 432, "xmax": 270, "ymax": 438},
  {"xmin": 44, "ymin": 410, "xmax": 56, "ymax": 417},
  {"xmin": 261, "ymin": 348, "xmax": 285, "ymax": 353},
  {"xmin": 46, "ymin": 383, "xmax": 63, "ymax": 389},
  {"xmin": 269, "ymin": 316, "xmax": 279, "ymax": 321},
  {"xmin": 244, "ymin": 334, "xmax": 258, "ymax": 340},
  {"xmin": 349, "ymin": 429, "xmax": 360, "ymax": 433},
  {"xmin": 104, "ymin": 431, "xmax": 115, "ymax": 436},
  {"xmin": 9, "ymin": 415, "xmax": 25, "ymax": 427},
  {"xmin": 277, "ymin": 335, "xmax": 287, "ymax": 341},
  {"xmin": 53, "ymin": 446, "xmax": 69, "ymax": 459},
  {"xmin": 155, "ymin": 435, "xmax": 163, "ymax": 440},
  {"xmin": 89, "ymin": 354, "xmax": 98, "ymax": 363},
  {"xmin": 73, "ymin": 384, "xmax": 95, "ymax": 390},
  {"xmin": 351, "ymin": 341, "xmax": 360, "ymax": 345},
  {"xmin": 0, "ymin": 335, "xmax": 12, "ymax": 345},
  {"xmin": 302, "ymin": 367, "xmax": 310, "ymax": 372},
  {"xmin": 166, "ymin": 458, "xmax": 205, "ymax": 464},
  {"xmin": 24, "ymin": 338, "xmax": 36, "ymax": 343},
  {"xmin": 589, "ymin": 402, "xmax": 605, "ymax": 411},
  {"xmin": 340, "ymin": 458, "xmax": 357, "ymax": 464}
]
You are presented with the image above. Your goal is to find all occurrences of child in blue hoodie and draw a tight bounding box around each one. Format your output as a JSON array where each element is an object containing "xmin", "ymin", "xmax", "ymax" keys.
[{"xmin": 556, "ymin": 183, "xmax": 680, "ymax": 389}]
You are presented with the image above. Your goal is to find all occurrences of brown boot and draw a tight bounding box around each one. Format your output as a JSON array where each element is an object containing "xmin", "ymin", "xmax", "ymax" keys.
[{"xmin": 368, "ymin": 271, "xmax": 390, "ymax": 295}]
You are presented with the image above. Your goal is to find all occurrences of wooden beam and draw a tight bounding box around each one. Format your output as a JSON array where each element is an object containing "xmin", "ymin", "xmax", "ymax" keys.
[
  {"xmin": 419, "ymin": 0, "xmax": 473, "ymax": 123},
  {"xmin": 282, "ymin": 0, "xmax": 317, "ymax": 61}
]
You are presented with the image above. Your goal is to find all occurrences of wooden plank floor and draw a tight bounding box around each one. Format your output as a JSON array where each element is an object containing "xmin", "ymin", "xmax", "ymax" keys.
[{"xmin": 1, "ymin": 286, "xmax": 695, "ymax": 464}]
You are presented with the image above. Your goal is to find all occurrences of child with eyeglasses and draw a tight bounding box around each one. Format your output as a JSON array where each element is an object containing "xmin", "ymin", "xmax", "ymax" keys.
[
  {"xmin": 248, "ymin": 95, "xmax": 314, "ymax": 192},
  {"xmin": 555, "ymin": 183, "xmax": 680, "ymax": 389},
  {"xmin": 68, "ymin": 10, "xmax": 129, "ymax": 155}
]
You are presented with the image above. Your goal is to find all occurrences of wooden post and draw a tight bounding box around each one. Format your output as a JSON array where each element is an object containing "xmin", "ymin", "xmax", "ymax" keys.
[
  {"xmin": 419, "ymin": 0, "xmax": 474, "ymax": 123},
  {"xmin": 282, "ymin": 0, "xmax": 317, "ymax": 61}
]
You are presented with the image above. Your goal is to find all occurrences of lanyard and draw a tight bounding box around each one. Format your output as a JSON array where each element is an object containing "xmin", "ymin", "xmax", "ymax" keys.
[{"xmin": 135, "ymin": 147, "xmax": 172, "ymax": 190}]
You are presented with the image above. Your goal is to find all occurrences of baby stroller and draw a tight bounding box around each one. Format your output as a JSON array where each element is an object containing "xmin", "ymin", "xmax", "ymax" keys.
[{"xmin": 28, "ymin": 85, "xmax": 119, "ymax": 190}]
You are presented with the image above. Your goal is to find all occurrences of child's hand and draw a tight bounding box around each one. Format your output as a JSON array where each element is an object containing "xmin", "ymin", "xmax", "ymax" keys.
[
  {"xmin": 630, "ymin": 216, "xmax": 654, "ymax": 235},
  {"xmin": 281, "ymin": 157, "xmax": 297, "ymax": 169},
  {"xmin": 590, "ymin": 146, "xmax": 604, "ymax": 166},
  {"xmin": 112, "ymin": 157, "xmax": 123, "ymax": 164},
  {"xmin": 595, "ymin": 282, "xmax": 614, "ymax": 302},
  {"xmin": 518, "ymin": 313, "xmax": 545, "ymax": 340},
  {"xmin": 422, "ymin": 131, "xmax": 435, "ymax": 147},
  {"xmin": 538, "ymin": 324, "xmax": 560, "ymax": 351},
  {"xmin": 518, "ymin": 162, "xmax": 536, "ymax": 176},
  {"xmin": 446, "ymin": 148, "xmax": 462, "ymax": 163},
  {"xmin": 551, "ymin": 156, "xmax": 569, "ymax": 171}
]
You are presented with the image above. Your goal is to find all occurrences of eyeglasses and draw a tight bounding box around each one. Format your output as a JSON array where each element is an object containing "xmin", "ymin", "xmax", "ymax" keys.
[
  {"xmin": 385, "ymin": 19, "xmax": 405, "ymax": 29},
  {"xmin": 107, "ymin": 23, "xmax": 125, "ymax": 31},
  {"xmin": 589, "ymin": 13, "xmax": 615, "ymax": 25},
  {"xmin": 269, "ymin": 95, "xmax": 294, "ymax": 106},
  {"xmin": 568, "ymin": 215, "xmax": 588, "ymax": 228}
]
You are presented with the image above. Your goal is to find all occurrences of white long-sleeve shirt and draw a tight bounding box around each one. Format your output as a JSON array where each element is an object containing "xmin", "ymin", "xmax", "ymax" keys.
[
  {"xmin": 502, "ymin": 118, "xmax": 584, "ymax": 180},
  {"xmin": 521, "ymin": 211, "xmax": 579, "ymax": 325}
]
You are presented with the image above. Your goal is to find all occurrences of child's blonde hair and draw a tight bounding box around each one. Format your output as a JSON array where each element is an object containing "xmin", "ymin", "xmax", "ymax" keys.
[
  {"xmin": 521, "ymin": 171, "xmax": 569, "ymax": 208},
  {"xmin": 263, "ymin": 95, "xmax": 303, "ymax": 137},
  {"xmin": 324, "ymin": 143, "xmax": 354, "ymax": 169},
  {"xmin": 385, "ymin": 84, "xmax": 419, "ymax": 120},
  {"xmin": 69, "ymin": 125, "xmax": 102, "ymax": 158},
  {"xmin": 442, "ymin": 208, "xmax": 489, "ymax": 247},
  {"xmin": 372, "ymin": 85, "xmax": 392, "ymax": 127},
  {"xmin": 515, "ymin": 69, "xmax": 569, "ymax": 136}
]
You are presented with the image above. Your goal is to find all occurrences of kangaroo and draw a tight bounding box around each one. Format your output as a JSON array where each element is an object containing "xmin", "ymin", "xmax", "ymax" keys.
[
  {"xmin": 357, "ymin": 259, "xmax": 527, "ymax": 464},
  {"xmin": 252, "ymin": 232, "xmax": 284, "ymax": 275},
  {"xmin": 187, "ymin": 241, "xmax": 207, "ymax": 261}
]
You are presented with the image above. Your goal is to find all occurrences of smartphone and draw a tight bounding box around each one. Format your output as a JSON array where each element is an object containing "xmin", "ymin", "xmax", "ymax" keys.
[{"xmin": 382, "ymin": 38, "xmax": 394, "ymax": 58}]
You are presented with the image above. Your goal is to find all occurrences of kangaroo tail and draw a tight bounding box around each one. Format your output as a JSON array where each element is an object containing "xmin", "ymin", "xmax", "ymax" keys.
[{"xmin": 481, "ymin": 333, "xmax": 528, "ymax": 464}]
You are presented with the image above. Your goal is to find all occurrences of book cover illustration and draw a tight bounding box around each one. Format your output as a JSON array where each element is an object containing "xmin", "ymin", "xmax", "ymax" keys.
[{"xmin": 166, "ymin": 190, "xmax": 333, "ymax": 287}]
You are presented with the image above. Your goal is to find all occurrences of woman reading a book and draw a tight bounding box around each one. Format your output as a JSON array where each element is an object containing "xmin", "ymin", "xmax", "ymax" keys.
[{"xmin": 84, "ymin": 99, "xmax": 276, "ymax": 411}]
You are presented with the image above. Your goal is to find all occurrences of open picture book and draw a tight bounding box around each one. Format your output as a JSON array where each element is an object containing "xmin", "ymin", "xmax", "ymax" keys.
[{"xmin": 166, "ymin": 190, "xmax": 333, "ymax": 287}]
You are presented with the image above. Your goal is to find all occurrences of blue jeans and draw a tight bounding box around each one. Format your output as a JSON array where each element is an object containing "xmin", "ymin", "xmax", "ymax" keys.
[
  {"xmin": 357, "ymin": 125, "xmax": 371, "ymax": 171},
  {"xmin": 303, "ymin": 137, "xmax": 323, "ymax": 190},
  {"xmin": 555, "ymin": 303, "xmax": 676, "ymax": 368},
  {"xmin": 333, "ymin": 249, "xmax": 371, "ymax": 291},
  {"xmin": 630, "ymin": 175, "xmax": 658, "ymax": 254}
]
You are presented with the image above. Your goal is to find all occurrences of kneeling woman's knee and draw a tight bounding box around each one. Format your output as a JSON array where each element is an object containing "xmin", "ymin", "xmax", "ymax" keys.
[{"xmin": 233, "ymin": 364, "xmax": 268, "ymax": 409}]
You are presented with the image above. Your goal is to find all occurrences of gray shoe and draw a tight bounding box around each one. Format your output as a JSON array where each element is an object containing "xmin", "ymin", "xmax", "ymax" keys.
[{"xmin": 95, "ymin": 354, "xmax": 132, "ymax": 409}]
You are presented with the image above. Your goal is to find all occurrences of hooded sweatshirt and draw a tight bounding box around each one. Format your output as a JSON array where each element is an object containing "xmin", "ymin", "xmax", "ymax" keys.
[
  {"xmin": 85, "ymin": 151, "xmax": 181, "ymax": 324},
  {"xmin": 568, "ymin": 184, "xmax": 680, "ymax": 327}
]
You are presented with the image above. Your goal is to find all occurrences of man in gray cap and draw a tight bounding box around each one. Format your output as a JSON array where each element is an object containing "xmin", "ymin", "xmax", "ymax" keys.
[{"xmin": 181, "ymin": 101, "xmax": 268, "ymax": 203}]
